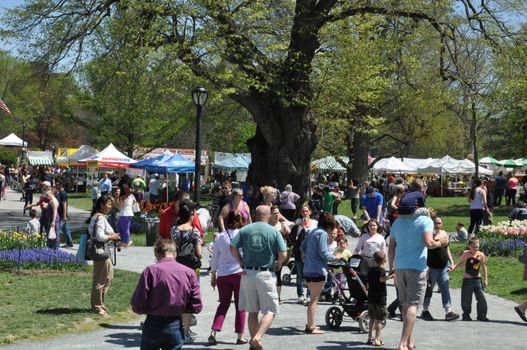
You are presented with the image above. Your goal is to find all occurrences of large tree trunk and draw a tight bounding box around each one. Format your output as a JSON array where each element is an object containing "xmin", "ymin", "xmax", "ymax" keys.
[
  {"xmin": 350, "ymin": 131, "xmax": 370, "ymax": 185},
  {"xmin": 245, "ymin": 104, "xmax": 316, "ymax": 199}
]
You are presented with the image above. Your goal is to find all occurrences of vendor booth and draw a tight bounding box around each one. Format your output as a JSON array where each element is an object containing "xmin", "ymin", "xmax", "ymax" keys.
[
  {"xmin": 0, "ymin": 133, "xmax": 27, "ymax": 147},
  {"xmin": 27, "ymin": 151, "xmax": 54, "ymax": 166},
  {"xmin": 213, "ymin": 152, "xmax": 251, "ymax": 182}
]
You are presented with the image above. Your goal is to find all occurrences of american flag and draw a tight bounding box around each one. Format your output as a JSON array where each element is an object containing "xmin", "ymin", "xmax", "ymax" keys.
[{"xmin": 0, "ymin": 98, "xmax": 11, "ymax": 114}]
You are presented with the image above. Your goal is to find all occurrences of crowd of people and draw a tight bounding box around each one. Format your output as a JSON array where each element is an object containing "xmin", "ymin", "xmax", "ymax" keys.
[{"xmin": 3, "ymin": 161, "xmax": 527, "ymax": 349}]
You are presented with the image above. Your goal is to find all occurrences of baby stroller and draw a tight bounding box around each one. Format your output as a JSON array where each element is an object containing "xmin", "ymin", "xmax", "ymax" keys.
[
  {"xmin": 325, "ymin": 255, "xmax": 386, "ymax": 333},
  {"xmin": 281, "ymin": 258, "xmax": 296, "ymax": 285}
]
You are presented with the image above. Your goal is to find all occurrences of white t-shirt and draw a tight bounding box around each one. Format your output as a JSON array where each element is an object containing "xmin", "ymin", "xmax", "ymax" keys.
[
  {"xmin": 355, "ymin": 233, "xmax": 386, "ymax": 258},
  {"xmin": 118, "ymin": 195, "xmax": 135, "ymax": 217},
  {"xmin": 26, "ymin": 218, "xmax": 40, "ymax": 235},
  {"xmin": 149, "ymin": 178, "xmax": 160, "ymax": 195}
]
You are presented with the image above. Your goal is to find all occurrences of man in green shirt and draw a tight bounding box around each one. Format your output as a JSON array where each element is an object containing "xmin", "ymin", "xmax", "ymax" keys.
[
  {"xmin": 230, "ymin": 205, "xmax": 288, "ymax": 350},
  {"xmin": 322, "ymin": 187, "xmax": 340, "ymax": 214}
]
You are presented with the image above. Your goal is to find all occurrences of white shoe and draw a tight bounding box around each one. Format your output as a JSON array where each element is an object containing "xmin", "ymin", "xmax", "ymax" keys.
[{"xmin": 298, "ymin": 296, "xmax": 305, "ymax": 304}]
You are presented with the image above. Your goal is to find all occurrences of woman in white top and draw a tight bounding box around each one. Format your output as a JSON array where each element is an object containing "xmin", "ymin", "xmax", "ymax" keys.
[
  {"xmin": 354, "ymin": 219, "xmax": 387, "ymax": 271},
  {"xmin": 117, "ymin": 184, "xmax": 134, "ymax": 248},
  {"xmin": 88, "ymin": 195, "xmax": 120, "ymax": 316},
  {"xmin": 270, "ymin": 205, "xmax": 291, "ymax": 303},
  {"xmin": 468, "ymin": 179, "xmax": 487, "ymax": 235},
  {"xmin": 208, "ymin": 212, "xmax": 247, "ymax": 345}
]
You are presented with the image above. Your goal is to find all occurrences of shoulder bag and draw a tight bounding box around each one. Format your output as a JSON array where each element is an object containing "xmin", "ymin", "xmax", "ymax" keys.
[
  {"xmin": 132, "ymin": 197, "xmax": 141, "ymax": 213},
  {"xmin": 86, "ymin": 216, "xmax": 111, "ymax": 261}
]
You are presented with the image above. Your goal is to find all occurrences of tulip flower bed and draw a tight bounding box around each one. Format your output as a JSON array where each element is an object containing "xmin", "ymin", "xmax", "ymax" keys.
[
  {"xmin": 0, "ymin": 231, "xmax": 45, "ymax": 250},
  {"xmin": 479, "ymin": 220, "xmax": 527, "ymax": 257}
]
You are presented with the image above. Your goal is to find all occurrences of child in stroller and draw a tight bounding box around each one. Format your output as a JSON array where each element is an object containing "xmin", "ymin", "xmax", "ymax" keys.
[{"xmin": 325, "ymin": 254, "xmax": 386, "ymax": 333}]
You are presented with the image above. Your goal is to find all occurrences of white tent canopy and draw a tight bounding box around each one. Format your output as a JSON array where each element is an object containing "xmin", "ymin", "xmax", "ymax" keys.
[
  {"xmin": 0, "ymin": 133, "xmax": 27, "ymax": 147},
  {"xmin": 372, "ymin": 157, "xmax": 417, "ymax": 173},
  {"xmin": 312, "ymin": 156, "xmax": 348, "ymax": 172},
  {"xmin": 417, "ymin": 155, "xmax": 492, "ymax": 175},
  {"xmin": 79, "ymin": 143, "xmax": 136, "ymax": 169}
]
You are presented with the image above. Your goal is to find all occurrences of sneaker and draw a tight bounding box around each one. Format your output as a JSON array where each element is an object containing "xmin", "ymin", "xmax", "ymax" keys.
[
  {"xmin": 514, "ymin": 306, "xmax": 527, "ymax": 322},
  {"xmin": 462, "ymin": 316, "xmax": 472, "ymax": 321},
  {"xmin": 420, "ymin": 310, "xmax": 434, "ymax": 321},
  {"xmin": 477, "ymin": 316, "xmax": 490, "ymax": 322},
  {"xmin": 208, "ymin": 334, "xmax": 217, "ymax": 345},
  {"xmin": 388, "ymin": 313, "xmax": 401, "ymax": 321},
  {"xmin": 298, "ymin": 296, "xmax": 305, "ymax": 304},
  {"xmin": 445, "ymin": 311, "xmax": 460, "ymax": 321}
]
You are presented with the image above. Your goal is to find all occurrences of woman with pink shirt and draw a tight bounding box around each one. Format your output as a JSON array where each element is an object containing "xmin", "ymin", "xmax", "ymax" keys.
[
  {"xmin": 506, "ymin": 173, "xmax": 519, "ymax": 206},
  {"xmin": 280, "ymin": 184, "xmax": 300, "ymax": 221},
  {"xmin": 354, "ymin": 220, "xmax": 387, "ymax": 272},
  {"xmin": 208, "ymin": 212, "xmax": 248, "ymax": 346}
]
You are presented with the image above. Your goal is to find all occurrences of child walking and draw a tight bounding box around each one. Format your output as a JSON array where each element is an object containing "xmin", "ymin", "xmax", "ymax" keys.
[
  {"xmin": 366, "ymin": 250, "xmax": 394, "ymax": 346},
  {"xmin": 26, "ymin": 209, "xmax": 41, "ymax": 236},
  {"xmin": 452, "ymin": 237, "xmax": 489, "ymax": 321}
]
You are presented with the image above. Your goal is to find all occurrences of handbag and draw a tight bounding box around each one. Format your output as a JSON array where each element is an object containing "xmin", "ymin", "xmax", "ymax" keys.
[
  {"xmin": 86, "ymin": 216, "xmax": 111, "ymax": 261},
  {"xmin": 48, "ymin": 226, "xmax": 56, "ymax": 240},
  {"xmin": 132, "ymin": 198, "xmax": 141, "ymax": 213}
]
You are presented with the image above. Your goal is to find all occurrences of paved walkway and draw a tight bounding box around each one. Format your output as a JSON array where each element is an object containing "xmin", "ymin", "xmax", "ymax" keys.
[
  {"xmin": 1, "ymin": 188, "xmax": 526, "ymax": 349},
  {"xmin": 0, "ymin": 187, "xmax": 90, "ymax": 232}
]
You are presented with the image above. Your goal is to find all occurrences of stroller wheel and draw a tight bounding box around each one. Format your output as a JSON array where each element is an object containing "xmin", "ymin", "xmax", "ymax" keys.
[
  {"xmin": 358, "ymin": 310, "xmax": 370, "ymax": 334},
  {"xmin": 282, "ymin": 273, "xmax": 291, "ymax": 285},
  {"xmin": 325, "ymin": 306, "xmax": 343, "ymax": 329}
]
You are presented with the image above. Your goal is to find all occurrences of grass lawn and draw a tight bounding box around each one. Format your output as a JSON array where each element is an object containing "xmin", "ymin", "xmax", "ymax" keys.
[
  {"xmin": 67, "ymin": 192, "xmax": 93, "ymax": 211},
  {"xmin": 0, "ymin": 268, "xmax": 141, "ymax": 344}
]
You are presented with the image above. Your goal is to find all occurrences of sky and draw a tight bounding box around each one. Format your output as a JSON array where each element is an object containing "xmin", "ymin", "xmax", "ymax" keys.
[{"xmin": 0, "ymin": 0, "xmax": 27, "ymax": 54}]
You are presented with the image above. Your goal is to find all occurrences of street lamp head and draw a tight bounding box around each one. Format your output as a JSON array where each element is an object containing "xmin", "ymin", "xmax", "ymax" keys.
[{"xmin": 192, "ymin": 86, "xmax": 208, "ymax": 107}]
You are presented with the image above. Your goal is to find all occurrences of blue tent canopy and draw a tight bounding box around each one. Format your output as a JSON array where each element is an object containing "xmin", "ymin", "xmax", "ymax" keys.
[
  {"xmin": 132, "ymin": 151, "xmax": 173, "ymax": 168},
  {"xmin": 143, "ymin": 153, "xmax": 195, "ymax": 173}
]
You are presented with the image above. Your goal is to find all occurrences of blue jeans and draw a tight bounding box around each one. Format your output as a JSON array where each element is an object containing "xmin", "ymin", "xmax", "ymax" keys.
[
  {"xmin": 295, "ymin": 260, "xmax": 305, "ymax": 297},
  {"xmin": 423, "ymin": 266, "xmax": 452, "ymax": 310},
  {"xmin": 141, "ymin": 316, "xmax": 184, "ymax": 350},
  {"xmin": 461, "ymin": 278, "xmax": 487, "ymax": 318},
  {"xmin": 60, "ymin": 219, "xmax": 73, "ymax": 246}
]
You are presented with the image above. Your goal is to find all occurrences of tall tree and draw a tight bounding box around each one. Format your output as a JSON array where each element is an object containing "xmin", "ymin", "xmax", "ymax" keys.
[{"xmin": 3, "ymin": 1, "xmax": 520, "ymax": 193}]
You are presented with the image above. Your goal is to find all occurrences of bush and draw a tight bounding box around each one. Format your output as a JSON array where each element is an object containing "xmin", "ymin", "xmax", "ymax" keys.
[{"xmin": 0, "ymin": 147, "xmax": 19, "ymax": 165}]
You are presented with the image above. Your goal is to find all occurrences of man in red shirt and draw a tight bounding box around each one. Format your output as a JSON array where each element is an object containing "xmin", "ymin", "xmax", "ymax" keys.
[{"xmin": 159, "ymin": 192, "xmax": 204, "ymax": 239}]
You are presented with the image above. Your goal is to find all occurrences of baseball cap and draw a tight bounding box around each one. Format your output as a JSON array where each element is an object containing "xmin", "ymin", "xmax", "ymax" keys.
[
  {"xmin": 365, "ymin": 186, "xmax": 375, "ymax": 194},
  {"xmin": 180, "ymin": 198, "xmax": 198, "ymax": 210},
  {"xmin": 42, "ymin": 181, "xmax": 51, "ymax": 188}
]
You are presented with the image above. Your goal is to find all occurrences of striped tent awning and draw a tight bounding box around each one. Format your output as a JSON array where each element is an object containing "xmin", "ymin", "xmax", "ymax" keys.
[{"xmin": 27, "ymin": 151, "xmax": 54, "ymax": 166}]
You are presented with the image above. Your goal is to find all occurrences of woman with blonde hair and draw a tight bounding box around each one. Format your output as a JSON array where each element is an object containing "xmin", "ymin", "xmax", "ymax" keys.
[
  {"xmin": 218, "ymin": 188, "xmax": 251, "ymax": 232},
  {"xmin": 260, "ymin": 186, "xmax": 278, "ymax": 207}
]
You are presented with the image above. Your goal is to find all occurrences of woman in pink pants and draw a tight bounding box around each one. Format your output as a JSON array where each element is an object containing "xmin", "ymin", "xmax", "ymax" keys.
[{"xmin": 208, "ymin": 211, "xmax": 247, "ymax": 345}]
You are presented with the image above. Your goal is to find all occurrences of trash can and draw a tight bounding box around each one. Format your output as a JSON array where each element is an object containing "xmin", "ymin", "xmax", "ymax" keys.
[{"xmin": 145, "ymin": 218, "xmax": 160, "ymax": 246}]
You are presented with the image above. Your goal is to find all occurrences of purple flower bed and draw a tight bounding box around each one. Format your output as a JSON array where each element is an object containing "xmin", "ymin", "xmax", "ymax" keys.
[{"xmin": 0, "ymin": 248, "xmax": 88, "ymax": 271}]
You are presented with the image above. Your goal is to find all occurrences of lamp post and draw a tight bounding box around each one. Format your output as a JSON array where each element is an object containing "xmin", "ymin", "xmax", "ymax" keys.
[{"xmin": 192, "ymin": 86, "xmax": 208, "ymax": 202}]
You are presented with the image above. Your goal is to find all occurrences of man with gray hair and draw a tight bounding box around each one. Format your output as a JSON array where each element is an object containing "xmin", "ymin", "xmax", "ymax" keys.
[
  {"xmin": 131, "ymin": 239, "xmax": 203, "ymax": 349},
  {"xmin": 230, "ymin": 205, "xmax": 288, "ymax": 350}
]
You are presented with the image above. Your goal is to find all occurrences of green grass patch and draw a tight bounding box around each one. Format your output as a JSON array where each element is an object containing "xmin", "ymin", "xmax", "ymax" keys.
[
  {"xmin": 67, "ymin": 192, "xmax": 93, "ymax": 211},
  {"xmin": 0, "ymin": 268, "xmax": 141, "ymax": 344}
]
